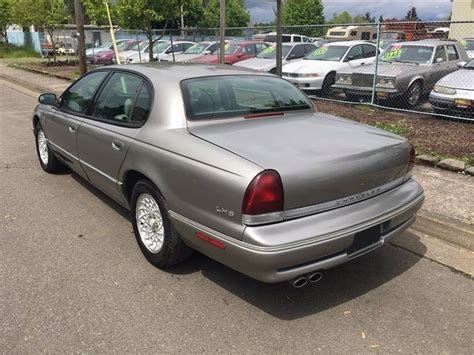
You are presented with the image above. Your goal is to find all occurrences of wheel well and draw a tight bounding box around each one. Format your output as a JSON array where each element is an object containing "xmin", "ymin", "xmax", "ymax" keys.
[
  {"xmin": 410, "ymin": 78, "xmax": 424, "ymax": 89},
  {"xmin": 33, "ymin": 115, "xmax": 40, "ymax": 129},
  {"xmin": 124, "ymin": 170, "xmax": 148, "ymax": 202}
]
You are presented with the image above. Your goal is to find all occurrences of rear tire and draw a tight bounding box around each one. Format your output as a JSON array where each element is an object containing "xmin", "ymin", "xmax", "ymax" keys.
[
  {"xmin": 34, "ymin": 122, "xmax": 65, "ymax": 173},
  {"xmin": 131, "ymin": 179, "xmax": 193, "ymax": 268}
]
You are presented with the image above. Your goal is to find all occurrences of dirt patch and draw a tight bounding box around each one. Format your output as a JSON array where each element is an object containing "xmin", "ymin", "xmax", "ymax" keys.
[
  {"xmin": 315, "ymin": 99, "xmax": 474, "ymax": 165},
  {"xmin": 9, "ymin": 61, "xmax": 101, "ymax": 81}
]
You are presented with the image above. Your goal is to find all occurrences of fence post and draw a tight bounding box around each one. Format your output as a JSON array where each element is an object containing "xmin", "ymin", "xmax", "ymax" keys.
[
  {"xmin": 136, "ymin": 31, "xmax": 142, "ymax": 64},
  {"xmin": 371, "ymin": 21, "xmax": 382, "ymax": 105},
  {"xmin": 170, "ymin": 31, "xmax": 175, "ymax": 62}
]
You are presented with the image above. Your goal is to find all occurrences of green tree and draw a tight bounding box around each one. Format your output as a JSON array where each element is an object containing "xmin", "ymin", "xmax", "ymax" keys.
[
  {"xmin": 353, "ymin": 15, "xmax": 366, "ymax": 23},
  {"xmin": 282, "ymin": 0, "xmax": 324, "ymax": 36},
  {"xmin": 82, "ymin": 0, "xmax": 110, "ymax": 25},
  {"xmin": 378, "ymin": 14, "xmax": 384, "ymax": 23},
  {"xmin": 329, "ymin": 11, "xmax": 353, "ymax": 24},
  {"xmin": 199, "ymin": 0, "xmax": 250, "ymax": 28},
  {"xmin": 114, "ymin": 0, "xmax": 180, "ymax": 61},
  {"xmin": 0, "ymin": 0, "xmax": 12, "ymax": 44},
  {"xmin": 12, "ymin": 0, "xmax": 70, "ymax": 61},
  {"xmin": 364, "ymin": 12, "xmax": 375, "ymax": 23},
  {"xmin": 405, "ymin": 6, "xmax": 420, "ymax": 20}
]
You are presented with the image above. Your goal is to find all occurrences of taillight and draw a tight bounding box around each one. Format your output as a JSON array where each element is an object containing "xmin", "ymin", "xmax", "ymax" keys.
[
  {"xmin": 242, "ymin": 170, "xmax": 284, "ymax": 225},
  {"xmin": 407, "ymin": 143, "xmax": 416, "ymax": 173}
]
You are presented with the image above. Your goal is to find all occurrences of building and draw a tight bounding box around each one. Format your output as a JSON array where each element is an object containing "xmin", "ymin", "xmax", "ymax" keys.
[{"xmin": 450, "ymin": 0, "xmax": 474, "ymax": 40}]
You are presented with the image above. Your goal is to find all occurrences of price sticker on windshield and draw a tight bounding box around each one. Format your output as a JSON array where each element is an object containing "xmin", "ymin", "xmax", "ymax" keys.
[
  {"xmin": 260, "ymin": 47, "xmax": 275, "ymax": 55},
  {"xmin": 312, "ymin": 47, "xmax": 328, "ymax": 56},
  {"xmin": 384, "ymin": 44, "xmax": 402, "ymax": 59}
]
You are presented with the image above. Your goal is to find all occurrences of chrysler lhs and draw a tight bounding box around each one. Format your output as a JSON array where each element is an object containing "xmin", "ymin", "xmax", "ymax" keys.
[{"xmin": 32, "ymin": 64, "xmax": 424, "ymax": 287}]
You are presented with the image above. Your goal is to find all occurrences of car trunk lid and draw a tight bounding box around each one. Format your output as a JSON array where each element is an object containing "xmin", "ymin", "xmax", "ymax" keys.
[{"xmin": 189, "ymin": 112, "xmax": 411, "ymax": 210}]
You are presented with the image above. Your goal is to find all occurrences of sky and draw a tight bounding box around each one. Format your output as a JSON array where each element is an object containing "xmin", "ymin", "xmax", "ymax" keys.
[{"xmin": 246, "ymin": 0, "xmax": 454, "ymax": 23}]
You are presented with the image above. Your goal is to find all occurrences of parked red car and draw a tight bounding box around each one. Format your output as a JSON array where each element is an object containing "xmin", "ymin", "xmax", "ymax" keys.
[
  {"xmin": 188, "ymin": 41, "xmax": 269, "ymax": 64},
  {"xmin": 93, "ymin": 39, "xmax": 140, "ymax": 65}
]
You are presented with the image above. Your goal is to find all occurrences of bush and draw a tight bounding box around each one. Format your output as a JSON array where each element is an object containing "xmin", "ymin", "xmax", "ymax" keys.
[{"xmin": 0, "ymin": 43, "xmax": 40, "ymax": 59}]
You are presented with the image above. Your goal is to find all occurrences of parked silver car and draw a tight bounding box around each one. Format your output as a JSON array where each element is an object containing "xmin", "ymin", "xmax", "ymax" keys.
[
  {"xmin": 32, "ymin": 64, "xmax": 424, "ymax": 285},
  {"xmin": 234, "ymin": 43, "xmax": 317, "ymax": 73},
  {"xmin": 429, "ymin": 59, "xmax": 474, "ymax": 117},
  {"xmin": 333, "ymin": 40, "xmax": 469, "ymax": 107}
]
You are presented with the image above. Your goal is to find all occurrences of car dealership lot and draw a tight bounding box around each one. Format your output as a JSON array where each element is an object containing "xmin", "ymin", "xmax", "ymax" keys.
[{"xmin": 1, "ymin": 81, "xmax": 473, "ymax": 353}]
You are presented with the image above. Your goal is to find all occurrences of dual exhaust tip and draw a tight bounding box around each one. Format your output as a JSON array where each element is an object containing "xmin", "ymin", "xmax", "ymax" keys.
[{"xmin": 290, "ymin": 271, "xmax": 323, "ymax": 288}]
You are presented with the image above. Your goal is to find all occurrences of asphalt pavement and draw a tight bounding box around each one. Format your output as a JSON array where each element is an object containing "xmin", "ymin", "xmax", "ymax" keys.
[{"xmin": 1, "ymin": 79, "xmax": 473, "ymax": 353}]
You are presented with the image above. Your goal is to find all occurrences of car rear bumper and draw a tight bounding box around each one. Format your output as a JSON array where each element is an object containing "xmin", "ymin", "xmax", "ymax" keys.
[{"xmin": 170, "ymin": 179, "xmax": 424, "ymax": 283}]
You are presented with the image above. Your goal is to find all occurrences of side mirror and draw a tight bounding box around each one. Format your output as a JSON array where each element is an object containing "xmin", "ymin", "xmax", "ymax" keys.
[
  {"xmin": 457, "ymin": 61, "xmax": 466, "ymax": 68},
  {"xmin": 435, "ymin": 57, "xmax": 444, "ymax": 64},
  {"xmin": 203, "ymin": 50, "xmax": 211, "ymax": 55},
  {"xmin": 237, "ymin": 52, "xmax": 243, "ymax": 58},
  {"xmin": 345, "ymin": 55, "xmax": 355, "ymax": 62},
  {"xmin": 38, "ymin": 93, "xmax": 57, "ymax": 105}
]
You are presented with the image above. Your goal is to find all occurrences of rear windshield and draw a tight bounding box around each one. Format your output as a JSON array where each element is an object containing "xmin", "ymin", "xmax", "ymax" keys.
[
  {"xmin": 181, "ymin": 76, "xmax": 313, "ymax": 120},
  {"xmin": 461, "ymin": 39, "xmax": 474, "ymax": 51}
]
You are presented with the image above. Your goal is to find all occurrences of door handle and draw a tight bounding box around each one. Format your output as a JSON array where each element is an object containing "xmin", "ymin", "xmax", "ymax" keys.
[
  {"xmin": 68, "ymin": 125, "xmax": 76, "ymax": 133},
  {"xmin": 360, "ymin": 62, "xmax": 365, "ymax": 65},
  {"xmin": 112, "ymin": 140, "xmax": 124, "ymax": 151}
]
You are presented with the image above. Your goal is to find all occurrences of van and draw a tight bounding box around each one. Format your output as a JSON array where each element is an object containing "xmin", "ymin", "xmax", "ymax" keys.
[{"xmin": 326, "ymin": 26, "xmax": 377, "ymax": 41}]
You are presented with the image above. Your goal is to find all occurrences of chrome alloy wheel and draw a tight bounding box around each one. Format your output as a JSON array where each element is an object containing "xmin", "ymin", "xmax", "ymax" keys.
[
  {"xmin": 408, "ymin": 83, "xmax": 421, "ymax": 106},
  {"xmin": 136, "ymin": 193, "xmax": 164, "ymax": 253},
  {"xmin": 37, "ymin": 129, "xmax": 49, "ymax": 165}
]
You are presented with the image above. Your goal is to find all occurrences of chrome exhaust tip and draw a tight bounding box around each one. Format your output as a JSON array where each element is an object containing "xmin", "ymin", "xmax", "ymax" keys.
[
  {"xmin": 308, "ymin": 271, "xmax": 323, "ymax": 283},
  {"xmin": 290, "ymin": 276, "xmax": 308, "ymax": 288}
]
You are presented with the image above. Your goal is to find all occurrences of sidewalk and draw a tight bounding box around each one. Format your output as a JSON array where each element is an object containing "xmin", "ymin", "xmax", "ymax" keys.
[{"xmin": 1, "ymin": 63, "xmax": 473, "ymax": 256}]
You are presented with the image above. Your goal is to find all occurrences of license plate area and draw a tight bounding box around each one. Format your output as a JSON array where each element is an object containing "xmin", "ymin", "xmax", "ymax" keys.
[
  {"xmin": 454, "ymin": 98, "xmax": 471, "ymax": 108},
  {"xmin": 347, "ymin": 224, "xmax": 382, "ymax": 255}
]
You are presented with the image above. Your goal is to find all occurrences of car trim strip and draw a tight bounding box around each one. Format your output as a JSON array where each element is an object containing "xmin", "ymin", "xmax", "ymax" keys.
[
  {"xmin": 169, "ymin": 191, "xmax": 424, "ymax": 253},
  {"xmin": 283, "ymin": 176, "xmax": 408, "ymax": 221},
  {"xmin": 47, "ymin": 139, "xmax": 122, "ymax": 186}
]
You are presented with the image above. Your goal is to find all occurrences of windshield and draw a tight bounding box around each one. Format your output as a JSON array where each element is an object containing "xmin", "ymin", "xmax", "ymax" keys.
[
  {"xmin": 117, "ymin": 41, "xmax": 133, "ymax": 51},
  {"xmin": 182, "ymin": 76, "xmax": 313, "ymax": 120},
  {"xmin": 380, "ymin": 44, "xmax": 433, "ymax": 64},
  {"xmin": 461, "ymin": 39, "xmax": 474, "ymax": 51},
  {"xmin": 129, "ymin": 41, "xmax": 147, "ymax": 51},
  {"xmin": 256, "ymin": 46, "xmax": 291, "ymax": 59},
  {"xmin": 184, "ymin": 43, "xmax": 209, "ymax": 54},
  {"xmin": 464, "ymin": 59, "xmax": 474, "ymax": 69},
  {"xmin": 154, "ymin": 42, "xmax": 170, "ymax": 53},
  {"xmin": 304, "ymin": 45, "xmax": 348, "ymax": 61}
]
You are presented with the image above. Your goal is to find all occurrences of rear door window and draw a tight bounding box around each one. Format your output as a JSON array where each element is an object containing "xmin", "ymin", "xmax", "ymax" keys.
[
  {"xmin": 363, "ymin": 44, "xmax": 377, "ymax": 58},
  {"xmin": 446, "ymin": 45, "xmax": 459, "ymax": 61},
  {"xmin": 91, "ymin": 72, "xmax": 150, "ymax": 124},
  {"xmin": 434, "ymin": 46, "xmax": 447, "ymax": 62},
  {"xmin": 346, "ymin": 45, "xmax": 364, "ymax": 60}
]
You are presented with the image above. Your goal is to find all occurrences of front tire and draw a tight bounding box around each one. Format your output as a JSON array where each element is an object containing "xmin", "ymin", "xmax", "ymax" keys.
[
  {"xmin": 131, "ymin": 179, "xmax": 192, "ymax": 268},
  {"xmin": 321, "ymin": 72, "xmax": 336, "ymax": 96},
  {"xmin": 34, "ymin": 122, "xmax": 64, "ymax": 173},
  {"xmin": 404, "ymin": 81, "xmax": 422, "ymax": 108}
]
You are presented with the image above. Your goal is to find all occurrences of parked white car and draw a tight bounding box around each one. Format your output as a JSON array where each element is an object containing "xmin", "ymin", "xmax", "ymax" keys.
[
  {"xmin": 263, "ymin": 32, "xmax": 312, "ymax": 43},
  {"xmin": 282, "ymin": 41, "xmax": 378, "ymax": 93},
  {"xmin": 461, "ymin": 38, "xmax": 474, "ymax": 59},
  {"xmin": 234, "ymin": 43, "xmax": 317, "ymax": 73},
  {"xmin": 124, "ymin": 41, "xmax": 195, "ymax": 63},
  {"xmin": 161, "ymin": 41, "xmax": 218, "ymax": 62}
]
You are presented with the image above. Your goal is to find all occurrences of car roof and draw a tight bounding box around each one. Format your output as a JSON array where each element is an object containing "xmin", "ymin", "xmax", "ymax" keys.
[
  {"xmin": 404, "ymin": 39, "xmax": 458, "ymax": 46},
  {"xmin": 105, "ymin": 63, "xmax": 273, "ymax": 82},
  {"xmin": 325, "ymin": 40, "xmax": 370, "ymax": 46}
]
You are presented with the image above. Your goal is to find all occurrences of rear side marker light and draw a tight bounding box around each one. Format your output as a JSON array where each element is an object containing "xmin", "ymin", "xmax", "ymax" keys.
[{"xmin": 195, "ymin": 232, "xmax": 225, "ymax": 250}]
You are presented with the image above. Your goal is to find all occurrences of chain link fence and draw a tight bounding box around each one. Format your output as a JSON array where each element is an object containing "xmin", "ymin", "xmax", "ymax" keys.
[{"xmin": 86, "ymin": 20, "xmax": 474, "ymax": 122}]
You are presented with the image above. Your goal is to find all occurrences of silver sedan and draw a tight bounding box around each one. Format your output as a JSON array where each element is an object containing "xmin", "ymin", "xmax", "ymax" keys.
[
  {"xmin": 430, "ymin": 59, "xmax": 474, "ymax": 118},
  {"xmin": 32, "ymin": 64, "xmax": 424, "ymax": 286}
]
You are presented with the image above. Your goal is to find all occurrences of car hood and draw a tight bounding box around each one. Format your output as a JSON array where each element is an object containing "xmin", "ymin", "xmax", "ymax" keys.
[
  {"xmin": 435, "ymin": 68, "xmax": 474, "ymax": 90},
  {"xmin": 189, "ymin": 112, "xmax": 410, "ymax": 210},
  {"xmin": 234, "ymin": 58, "xmax": 276, "ymax": 71},
  {"xmin": 282, "ymin": 59, "xmax": 345, "ymax": 74},
  {"xmin": 343, "ymin": 62, "xmax": 428, "ymax": 77},
  {"xmin": 163, "ymin": 53, "xmax": 204, "ymax": 62}
]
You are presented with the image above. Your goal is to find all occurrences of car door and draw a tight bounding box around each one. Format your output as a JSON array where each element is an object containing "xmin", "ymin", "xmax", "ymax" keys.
[
  {"xmin": 241, "ymin": 44, "xmax": 257, "ymax": 60},
  {"xmin": 344, "ymin": 44, "xmax": 366, "ymax": 67},
  {"xmin": 445, "ymin": 44, "xmax": 462, "ymax": 73},
  {"xmin": 76, "ymin": 71, "xmax": 152, "ymax": 203},
  {"xmin": 47, "ymin": 70, "xmax": 109, "ymax": 174},
  {"xmin": 286, "ymin": 44, "xmax": 307, "ymax": 62}
]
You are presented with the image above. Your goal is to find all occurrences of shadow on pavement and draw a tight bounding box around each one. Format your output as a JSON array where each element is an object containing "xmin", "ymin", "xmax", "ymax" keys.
[
  {"xmin": 169, "ymin": 231, "xmax": 427, "ymax": 320},
  {"xmin": 69, "ymin": 171, "xmax": 427, "ymax": 320}
]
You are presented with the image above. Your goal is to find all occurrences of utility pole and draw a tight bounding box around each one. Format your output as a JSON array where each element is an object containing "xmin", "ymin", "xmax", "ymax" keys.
[
  {"xmin": 219, "ymin": 0, "xmax": 225, "ymax": 64},
  {"xmin": 104, "ymin": 0, "xmax": 120, "ymax": 64},
  {"xmin": 275, "ymin": 0, "xmax": 282, "ymax": 76},
  {"xmin": 74, "ymin": 0, "xmax": 87, "ymax": 74}
]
